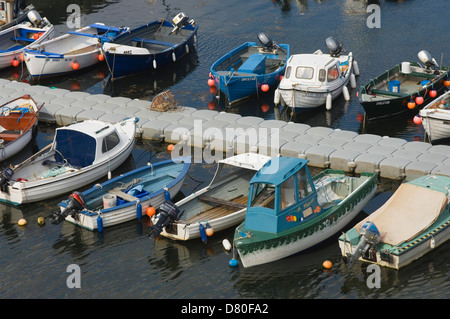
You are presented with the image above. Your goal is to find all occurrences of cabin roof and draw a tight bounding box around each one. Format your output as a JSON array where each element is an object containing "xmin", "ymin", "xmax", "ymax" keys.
[
  {"xmin": 287, "ymin": 53, "xmax": 336, "ymax": 68},
  {"xmin": 250, "ymin": 157, "xmax": 308, "ymax": 186},
  {"xmin": 56, "ymin": 120, "xmax": 115, "ymax": 139}
]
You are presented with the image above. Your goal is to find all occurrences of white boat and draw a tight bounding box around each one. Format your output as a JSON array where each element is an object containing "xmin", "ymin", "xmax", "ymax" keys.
[
  {"xmin": 53, "ymin": 158, "xmax": 191, "ymax": 231},
  {"xmin": 0, "ymin": 94, "xmax": 41, "ymax": 162},
  {"xmin": 274, "ymin": 37, "xmax": 358, "ymax": 112},
  {"xmin": 23, "ymin": 23, "xmax": 127, "ymax": 78},
  {"xmin": 0, "ymin": 9, "xmax": 53, "ymax": 70},
  {"xmin": 0, "ymin": 117, "xmax": 138, "ymax": 205},
  {"xmin": 339, "ymin": 175, "xmax": 450, "ymax": 269},
  {"xmin": 419, "ymin": 90, "xmax": 450, "ymax": 142},
  {"xmin": 149, "ymin": 152, "xmax": 271, "ymax": 241}
]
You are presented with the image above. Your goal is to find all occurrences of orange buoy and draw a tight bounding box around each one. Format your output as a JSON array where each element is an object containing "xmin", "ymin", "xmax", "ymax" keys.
[
  {"xmin": 72, "ymin": 61, "xmax": 79, "ymax": 70},
  {"xmin": 429, "ymin": 89, "xmax": 437, "ymax": 98},
  {"xmin": 261, "ymin": 83, "xmax": 269, "ymax": 92},
  {"xmin": 146, "ymin": 206, "xmax": 156, "ymax": 218},
  {"xmin": 167, "ymin": 144, "xmax": 174, "ymax": 152},
  {"xmin": 19, "ymin": 53, "xmax": 24, "ymax": 61},
  {"xmin": 444, "ymin": 80, "xmax": 450, "ymax": 87},
  {"xmin": 413, "ymin": 115, "xmax": 422, "ymax": 125},
  {"xmin": 322, "ymin": 260, "xmax": 332, "ymax": 269},
  {"xmin": 207, "ymin": 78, "xmax": 215, "ymax": 87},
  {"xmin": 407, "ymin": 100, "xmax": 416, "ymax": 109},
  {"xmin": 11, "ymin": 59, "xmax": 19, "ymax": 67},
  {"xmin": 415, "ymin": 96, "xmax": 424, "ymax": 105},
  {"xmin": 98, "ymin": 53, "xmax": 104, "ymax": 61}
]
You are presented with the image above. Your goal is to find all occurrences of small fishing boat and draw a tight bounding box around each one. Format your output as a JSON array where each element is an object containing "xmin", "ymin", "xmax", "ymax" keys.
[
  {"xmin": 23, "ymin": 23, "xmax": 128, "ymax": 78},
  {"xmin": 359, "ymin": 50, "xmax": 450, "ymax": 120},
  {"xmin": 418, "ymin": 90, "xmax": 450, "ymax": 143},
  {"xmin": 339, "ymin": 175, "xmax": 450, "ymax": 269},
  {"xmin": 149, "ymin": 152, "xmax": 272, "ymax": 241},
  {"xmin": 0, "ymin": 9, "xmax": 53, "ymax": 69},
  {"xmin": 233, "ymin": 156, "xmax": 378, "ymax": 268},
  {"xmin": 102, "ymin": 12, "xmax": 198, "ymax": 80},
  {"xmin": 274, "ymin": 37, "xmax": 357, "ymax": 112},
  {"xmin": 0, "ymin": 3, "xmax": 38, "ymax": 31},
  {"xmin": 0, "ymin": 117, "xmax": 137, "ymax": 205},
  {"xmin": 210, "ymin": 32, "xmax": 289, "ymax": 105},
  {"xmin": 0, "ymin": 94, "xmax": 41, "ymax": 162},
  {"xmin": 52, "ymin": 158, "xmax": 191, "ymax": 231}
]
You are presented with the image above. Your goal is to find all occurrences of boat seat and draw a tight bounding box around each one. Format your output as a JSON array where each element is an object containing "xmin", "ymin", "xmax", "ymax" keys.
[
  {"xmin": 238, "ymin": 53, "xmax": 266, "ymax": 74},
  {"xmin": 407, "ymin": 72, "xmax": 437, "ymax": 79},
  {"xmin": 0, "ymin": 45, "xmax": 24, "ymax": 53},
  {"xmin": 108, "ymin": 188, "xmax": 139, "ymax": 202},
  {"xmin": 132, "ymin": 38, "xmax": 176, "ymax": 48},
  {"xmin": 11, "ymin": 36, "xmax": 35, "ymax": 43},
  {"xmin": 199, "ymin": 195, "xmax": 246, "ymax": 209},
  {"xmin": 0, "ymin": 132, "xmax": 20, "ymax": 141},
  {"xmin": 370, "ymin": 89, "xmax": 409, "ymax": 97}
]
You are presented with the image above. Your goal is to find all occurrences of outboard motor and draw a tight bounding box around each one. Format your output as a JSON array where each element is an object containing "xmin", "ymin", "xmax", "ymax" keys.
[
  {"xmin": 170, "ymin": 12, "xmax": 195, "ymax": 34},
  {"xmin": 257, "ymin": 32, "xmax": 283, "ymax": 52},
  {"xmin": 27, "ymin": 10, "xmax": 44, "ymax": 28},
  {"xmin": 0, "ymin": 166, "xmax": 14, "ymax": 192},
  {"xmin": 325, "ymin": 37, "xmax": 343, "ymax": 57},
  {"xmin": 343, "ymin": 221, "xmax": 381, "ymax": 267},
  {"xmin": 148, "ymin": 201, "xmax": 183, "ymax": 239},
  {"xmin": 50, "ymin": 191, "xmax": 86, "ymax": 224},
  {"xmin": 418, "ymin": 50, "xmax": 439, "ymax": 70}
]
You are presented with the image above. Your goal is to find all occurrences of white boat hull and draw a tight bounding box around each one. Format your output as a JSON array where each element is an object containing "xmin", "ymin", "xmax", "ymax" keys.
[
  {"xmin": 419, "ymin": 92, "xmax": 450, "ymax": 142},
  {"xmin": 237, "ymin": 186, "xmax": 377, "ymax": 268},
  {"xmin": 0, "ymin": 129, "xmax": 33, "ymax": 161}
]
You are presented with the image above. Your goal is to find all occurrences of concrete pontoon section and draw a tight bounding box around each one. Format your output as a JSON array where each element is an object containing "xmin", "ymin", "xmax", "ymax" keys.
[{"xmin": 2, "ymin": 80, "xmax": 450, "ymax": 179}]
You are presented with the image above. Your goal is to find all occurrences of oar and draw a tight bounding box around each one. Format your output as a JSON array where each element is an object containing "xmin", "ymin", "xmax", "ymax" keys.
[
  {"xmin": 361, "ymin": 191, "xmax": 393, "ymax": 215},
  {"xmin": 13, "ymin": 142, "xmax": 52, "ymax": 172}
]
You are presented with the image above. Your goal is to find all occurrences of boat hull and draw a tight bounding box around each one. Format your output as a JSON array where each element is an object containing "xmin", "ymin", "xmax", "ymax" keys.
[
  {"xmin": 419, "ymin": 91, "xmax": 450, "ymax": 142},
  {"xmin": 234, "ymin": 172, "xmax": 378, "ymax": 268}
]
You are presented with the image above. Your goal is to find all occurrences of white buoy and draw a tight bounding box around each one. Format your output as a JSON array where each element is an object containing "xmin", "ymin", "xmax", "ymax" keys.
[
  {"xmin": 185, "ymin": 44, "xmax": 189, "ymax": 54},
  {"xmin": 172, "ymin": 52, "xmax": 176, "ymax": 62},
  {"xmin": 153, "ymin": 59, "xmax": 157, "ymax": 69},
  {"xmin": 107, "ymin": 171, "xmax": 112, "ymax": 180},
  {"xmin": 222, "ymin": 239, "xmax": 232, "ymax": 251},
  {"xmin": 350, "ymin": 73, "xmax": 356, "ymax": 88},
  {"xmin": 353, "ymin": 60, "xmax": 360, "ymax": 76},
  {"xmin": 326, "ymin": 93, "xmax": 332, "ymax": 110},
  {"xmin": 274, "ymin": 88, "xmax": 280, "ymax": 105},
  {"xmin": 343, "ymin": 86, "xmax": 350, "ymax": 101},
  {"xmin": 430, "ymin": 237, "xmax": 435, "ymax": 249}
]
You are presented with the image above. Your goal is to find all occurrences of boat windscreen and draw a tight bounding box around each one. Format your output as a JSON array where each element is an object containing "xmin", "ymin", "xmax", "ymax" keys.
[{"xmin": 54, "ymin": 129, "xmax": 96, "ymax": 168}]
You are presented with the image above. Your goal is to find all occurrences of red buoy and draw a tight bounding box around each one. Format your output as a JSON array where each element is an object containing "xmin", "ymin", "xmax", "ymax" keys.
[
  {"xmin": 413, "ymin": 115, "xmax": 422, "ymax": 125},
  {"xmin": 415, "ymin": 96, "xmax": 424, "ymax": 105},
  {"xmin": 261, "ymin": 83, "xmax": 269, "ymax": 92},
  {"xmin": 429, "ymin": 89, "xmax": 437, "ymax": 98},
  {"xmin": 98, "ymin": 54, "xmax": 104, "ymax": 61},
  {"xmin": 11, "ymin": 59, "xmax": 19, "ymax": 67},
  {"xmin": 72, "ymin": 61, "xmax": 79, "ymax": 70},
  {"xmin": 207, "ymin": 78, "xmax": 215, "ymax": 87}
]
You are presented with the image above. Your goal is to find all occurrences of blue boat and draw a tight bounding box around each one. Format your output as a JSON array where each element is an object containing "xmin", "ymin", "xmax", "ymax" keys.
[
  {"xmin": 102, "ymin": 12, "xmax": 198, "ymax": 80},
  {"xmin": 53, "ymin": 157, "xmax": 191, "ymax": 231},
  {"xmin": 210, "ymin": 33, "xmax": 289, "ymax": 105}
]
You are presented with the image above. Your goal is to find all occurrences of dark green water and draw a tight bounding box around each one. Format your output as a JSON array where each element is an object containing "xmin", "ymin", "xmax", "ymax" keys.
[{"xmin": 0, "ymin": 0, "xmax": 449, "ymax": 303}]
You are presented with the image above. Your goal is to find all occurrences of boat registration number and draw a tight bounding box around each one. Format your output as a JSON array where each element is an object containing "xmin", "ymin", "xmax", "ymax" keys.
[{"xmin": 123, "ymin": 50, "xmax": 132, "ymax": 55}]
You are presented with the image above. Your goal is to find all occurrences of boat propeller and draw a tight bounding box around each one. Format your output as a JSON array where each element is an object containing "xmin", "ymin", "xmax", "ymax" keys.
[
  {"xmin": 343, "ymin": 221, "xmax": 381, "ymax": 267},
  {"xmin": 50, "ymin": 191, "xmax": 86, "ymax": 225},
  {"xmin": 0, "ymin": 166, "xmax": 14, "ymax": 193},
  {"xmin": 148, "ymin": 201, "xmax": 183, "ymax": 239}
]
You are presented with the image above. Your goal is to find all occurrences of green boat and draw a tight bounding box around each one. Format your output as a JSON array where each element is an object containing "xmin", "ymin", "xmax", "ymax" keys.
[
  {"xmin": 359, "ymin": 50, "xmax": 450, "ymax": 120},
  {"xmin": 339, "ymin": 175, "xmax": 450, "ymax": 269},
  {"xmin": 233, "ymin": 156, "xmax": 378, "ymax": 268}
]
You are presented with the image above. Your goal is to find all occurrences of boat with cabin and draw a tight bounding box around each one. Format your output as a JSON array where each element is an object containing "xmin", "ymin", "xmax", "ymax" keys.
[{"xmin": 233, "ymin": 156, "xmax": 378, "ymax": 268}]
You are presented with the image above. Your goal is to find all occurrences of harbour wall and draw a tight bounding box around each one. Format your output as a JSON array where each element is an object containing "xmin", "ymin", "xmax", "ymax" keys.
[{"xmin": 2, "ymin": 78, "xmax": 450, "ymax": 180}]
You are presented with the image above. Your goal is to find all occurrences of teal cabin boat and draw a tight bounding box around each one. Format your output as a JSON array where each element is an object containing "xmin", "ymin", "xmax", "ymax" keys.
[
  {"xmin": 339, "ymin": 175, "xmax": 450, "ymax": 269},
  {"xmin": 233, "ymin": 157, "xmax": 378, "ymax": 268}
]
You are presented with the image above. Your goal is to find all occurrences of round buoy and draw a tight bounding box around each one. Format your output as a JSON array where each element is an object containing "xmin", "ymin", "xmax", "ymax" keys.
[
  {"xmin": 407, "ymin": 100, "xmax": 416, "ymax": 109},
  {"xmin": 18, "ymin": 218, "xmax": 27, "ymax": 226},
  {"xmin": 205, "ymin": 227, "xmax": 214, "ymax": 236},
  {"xmin": 207, "ymin": 78, "xmax": 215, "ymax": 87},
  {"xmin": 322, "ymin": 260, "xmax": 332, "ymax": 269},
  {"xmin": 98, "ymin": 54, "xmax": 104, "ymax": 61},
  {"xmin": 167, "ymin": 144, "xmax": 174, "ymax": 152},
  {"xmin": 222, "ymin": 239, "xmax": 232, "ymax": 251},
  {"xmin": 261, "ymin": 83, "xmax": 269, "ymax": 92},
  {"xmin": 415, "ymin": 96, "xmax": 424, "ymax": 105},
  {"xmin": 72, "ymin": 61, "xmax": 79, "ymax": 70},
  {"xmin": 146, "ymin": 206, "xmax": 156, "ymax": 218},
  {"xmin": 37, "ymin": 217, "xmax": 45, "ymax": 226},
  {"xmin": 229, "ymin": 259, "xmax": 238, "ymax": 267},
  {"xmin": 12, "ymin": 59, "xmax": 19, "ymax": 67},
  {"xmin": 444, "ymin": 80, "xmax": 450, "ymax": 87},
  {"xmin": 413, "ymin": 115, "xmax": 422, "ymax": 125},
  {"xmin": 429, "ymin": 89, "xmax": 437, "ymax": 98}
]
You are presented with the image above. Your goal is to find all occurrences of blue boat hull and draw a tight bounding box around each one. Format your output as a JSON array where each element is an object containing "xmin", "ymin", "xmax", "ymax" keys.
[{"xmin": 210, "ymin": 42, "xmax": 289, "ymax": 105}]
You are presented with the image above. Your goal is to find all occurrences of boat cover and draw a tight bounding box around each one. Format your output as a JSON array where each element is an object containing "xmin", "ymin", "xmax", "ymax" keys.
[{"xmin": 355, "ymin": 183, "xmax": 447, "ymax": 245}]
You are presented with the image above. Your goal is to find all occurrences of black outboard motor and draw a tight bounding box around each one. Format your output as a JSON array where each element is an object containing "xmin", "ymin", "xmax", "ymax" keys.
[
  {"xmin": 325, "ymin": 37, "xmax": 343, "ymax": 57},
  {"xmin": 149, "ymin": 201, "xmax": 183, "ymax": 239},
  {"xmin": 51, "ymin": 191, "xmax": 86, "ymax": 224},
  {"xmin": 0, "ymin": 166, "xmax": 14, "ymax": 192}
]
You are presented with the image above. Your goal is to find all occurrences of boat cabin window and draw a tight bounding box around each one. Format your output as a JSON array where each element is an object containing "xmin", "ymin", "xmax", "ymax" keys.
[
  {"xmin": 318, "ymin": 69, "xmax": 326, "ymax": 82},
  {"xmin": 102, "ymin": 131, "xmax": 120, "ymax": 153},
  {"xmin": 250, "ymin": 182, "xmax": 275, "ymax": 209},
  {"xmin": 295, "ymin": 66, "xmax": 314, "ymax": 80},
  {"xmin": 298, "ymin": 167, "xmax": 313, "ymax": 199},
  {"xmin": 285, "ymin": 66, "xmax": 292, "ymax": 79},
  {"xmin": 327, "ymin": 65, "xmax": 339, "ymax": 82},
  {"xmin": 280, "ymin": 174, "xmax": 297, "ymax": 210}
]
